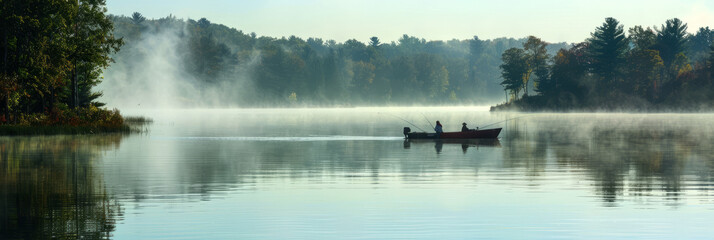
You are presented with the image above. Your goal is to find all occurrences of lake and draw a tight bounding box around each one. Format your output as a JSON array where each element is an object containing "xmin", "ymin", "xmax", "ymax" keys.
[{"xmin": 2, "ymin": 107, "xmax": 714, "ymax": 239}]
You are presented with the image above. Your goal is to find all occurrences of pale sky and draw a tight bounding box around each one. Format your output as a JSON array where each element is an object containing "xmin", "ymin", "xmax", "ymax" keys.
[{"xmin": 106, "ymin": 0, "xmax": 714, "ymax": 43}]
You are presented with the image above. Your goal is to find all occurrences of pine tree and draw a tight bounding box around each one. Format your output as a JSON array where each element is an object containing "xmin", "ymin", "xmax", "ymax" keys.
[{"xmin": 588, "ymin": 17, "xmax": 628, "ymax": 94}]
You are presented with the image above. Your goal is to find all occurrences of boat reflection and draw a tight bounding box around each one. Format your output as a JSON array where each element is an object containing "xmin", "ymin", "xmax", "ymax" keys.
[{"xmin": 404, "ymin": 138, "xmax": 501, "ymax": 153}]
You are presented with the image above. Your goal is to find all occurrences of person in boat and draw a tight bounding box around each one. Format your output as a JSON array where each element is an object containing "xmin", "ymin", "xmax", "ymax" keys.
[
  {"xmin": 434, "ymin": 121, "xmax": 443, "ymax": 137},
  {"xmin": 462, "ymin": 122, "xmax": 470, "ymax": 132}
]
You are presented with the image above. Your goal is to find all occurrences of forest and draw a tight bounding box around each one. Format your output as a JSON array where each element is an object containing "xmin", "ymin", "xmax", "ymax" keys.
[
  {"xmin": 105, "ymin": 13, "xmax": 568, "ymax": 107},
  {"xmin": 496, "ymin": 18, "xmax": 714, "ymax": 111}
]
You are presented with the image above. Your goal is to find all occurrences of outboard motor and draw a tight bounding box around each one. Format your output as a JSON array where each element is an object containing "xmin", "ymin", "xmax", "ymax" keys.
[{"xmin": 403, "ymin": 127, "xmax": 411, "ymax": 138}]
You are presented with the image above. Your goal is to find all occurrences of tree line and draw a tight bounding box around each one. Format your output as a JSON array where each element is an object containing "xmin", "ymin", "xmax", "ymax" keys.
[
  {"xmin": 498, "ymin": 18, "xmax": 714, "ymax": 111},
  {"xmin": 6, "ymin": 3, "xmax": 712, "ymax": 114},
  {"xmin": 109, "ymin": 13, "xmax": 568, "ymax": 107}
]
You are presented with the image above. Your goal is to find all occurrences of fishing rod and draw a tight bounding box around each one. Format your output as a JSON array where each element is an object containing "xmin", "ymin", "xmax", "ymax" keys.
[
  {"xmin": 421, "ymin": 113, "xmax": 435, "ymax": 130},
  {"xmin": 479, "ymin": 115, "xmax": 529, "ymax": 129},
  {"xmin": 380, "ymin": 112, "xmax": 427, "ymax": 132}
]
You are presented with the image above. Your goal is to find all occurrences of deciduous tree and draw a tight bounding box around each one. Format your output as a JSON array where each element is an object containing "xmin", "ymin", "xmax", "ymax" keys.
[
  {"xmin": 500, "ymin": 48, "xmax": 527, "ymax": 101},
  {"xmin": 523, "ymin": 36, "xmax": 550, "ymax": 96}
]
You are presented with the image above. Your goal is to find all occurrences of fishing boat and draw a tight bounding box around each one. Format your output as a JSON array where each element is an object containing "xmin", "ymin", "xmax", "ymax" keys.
[{"xmin": 403, "ymin": 127, "xmax": 502, "ymax": 139}]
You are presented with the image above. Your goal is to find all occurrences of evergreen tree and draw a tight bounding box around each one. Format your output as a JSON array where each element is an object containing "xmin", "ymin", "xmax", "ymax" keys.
[
  {"xmin": 369, "ymin": 37, "xmax": 380, "ymax": 47},
  {"xmin": 588, "ymin": 17, "xmax": 628, "ymax": 94},
  {"xmin": 656, "ymin": 18, "xmax": 688, "ymax": 68},
  {"xmin": 131, "ymin": 12, "xmax": 146, "ymax": 25}
]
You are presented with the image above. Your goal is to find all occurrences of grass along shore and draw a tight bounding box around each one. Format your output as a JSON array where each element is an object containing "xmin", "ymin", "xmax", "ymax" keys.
[{"xmin": 0, "ymin": 106, "xmax": 152, "ymax": 136}]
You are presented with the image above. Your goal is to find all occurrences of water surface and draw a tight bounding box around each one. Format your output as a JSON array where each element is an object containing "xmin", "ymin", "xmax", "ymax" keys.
[{"xmin": 2, "ymin": 108, "xmax": 714, "ymax": 239}]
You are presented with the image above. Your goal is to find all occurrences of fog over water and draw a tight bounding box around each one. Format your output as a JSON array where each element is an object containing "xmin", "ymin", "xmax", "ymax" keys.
[{"xmin": 98, "ymin": 21, "xmax": 260, "ymax": 109}]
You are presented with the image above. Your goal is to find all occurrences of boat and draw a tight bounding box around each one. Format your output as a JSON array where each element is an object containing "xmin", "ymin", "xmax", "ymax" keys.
[{"xmin": 404, "ymin": 127, "xmax": 502, "ymax": 139}]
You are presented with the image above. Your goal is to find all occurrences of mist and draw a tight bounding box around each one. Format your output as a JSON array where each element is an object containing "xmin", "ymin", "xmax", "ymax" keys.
[
  {"xmin": 100, "ymin": 14, "xmax": 714, "ymax": 112},
  {"xmin": 99, "ymin": 17, "xmax": 259, "ymax": 109},
  {"xmin": 98, "ymin": 15, "xmax": 549, "ymax": 109}
]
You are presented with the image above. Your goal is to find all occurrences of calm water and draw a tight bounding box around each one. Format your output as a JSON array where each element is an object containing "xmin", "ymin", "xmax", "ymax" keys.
[{"xmin": 2, "ymin": 107, "xmax": 714, "ymax": 239}]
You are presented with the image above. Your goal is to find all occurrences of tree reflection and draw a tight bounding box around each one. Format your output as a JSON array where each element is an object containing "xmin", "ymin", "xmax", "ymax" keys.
[
  {"xmin": 504, "ymin": 117, "xmax": 714, "ymax": 205},
  {"xmin": 135, "ymin": 119, "xmax": 710, "ymax": 207},
  {"xmin": 0, "ymin": 136, "xmax": 124, "ymax": 239},
  {"xmin": 78, "ymin": 114, "xmax": 714, "ymax": 210},
  {"xmin": 502, "ymin": 121, "xmax": 547, "ymax": 177}
]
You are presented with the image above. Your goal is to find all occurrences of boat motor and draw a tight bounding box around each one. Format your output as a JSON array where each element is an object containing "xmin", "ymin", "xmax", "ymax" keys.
[{"xmin": 403, "ymin": 127, "xmax": 411, "ymax": 138}]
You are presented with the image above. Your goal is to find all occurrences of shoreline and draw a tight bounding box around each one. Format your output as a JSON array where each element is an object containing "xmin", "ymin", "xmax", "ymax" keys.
[
  {"xmin": 489, "ymin": 96, "xmax": 714, "ymax": 113},
  {"xmin": 0, "ymin": 110, "xmax": 153, "ymax": 136}
]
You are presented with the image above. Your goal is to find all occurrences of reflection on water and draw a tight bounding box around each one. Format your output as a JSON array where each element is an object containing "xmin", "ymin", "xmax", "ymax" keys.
[
  {"xmin": 502, "ymin": 114, "xmax": 714, "ymax": 205},
  {"xmin": 2, "ymin": 109, "xmax": 714, "ymax": 239},
  {"xmin": 163, "ymin": 136, "xmax": 404, "ymax": 141},
  {"xmin": 0, "ymin": 135, "xmax": 124, "ymax": 239},
  {"xmin": 406, "ymin": 139, "xmax": 502, "ymax": 154}
]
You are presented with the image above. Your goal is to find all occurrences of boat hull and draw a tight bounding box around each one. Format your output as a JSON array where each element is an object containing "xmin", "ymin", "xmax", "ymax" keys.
[{"xmin": 406, "ymin": 128, "xmax": 502, "ymax": 139}]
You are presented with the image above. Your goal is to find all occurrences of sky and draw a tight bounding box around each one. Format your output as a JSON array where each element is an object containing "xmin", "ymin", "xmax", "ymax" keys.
[{"xmin": 106, "ymin": 0, "xmax": 714, "ymax": 44}]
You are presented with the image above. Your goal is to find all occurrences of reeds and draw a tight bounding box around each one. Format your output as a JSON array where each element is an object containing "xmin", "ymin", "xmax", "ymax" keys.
[{"xmin": 123, "ymin": 116, "xmax": 154, "ymax": 124}]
